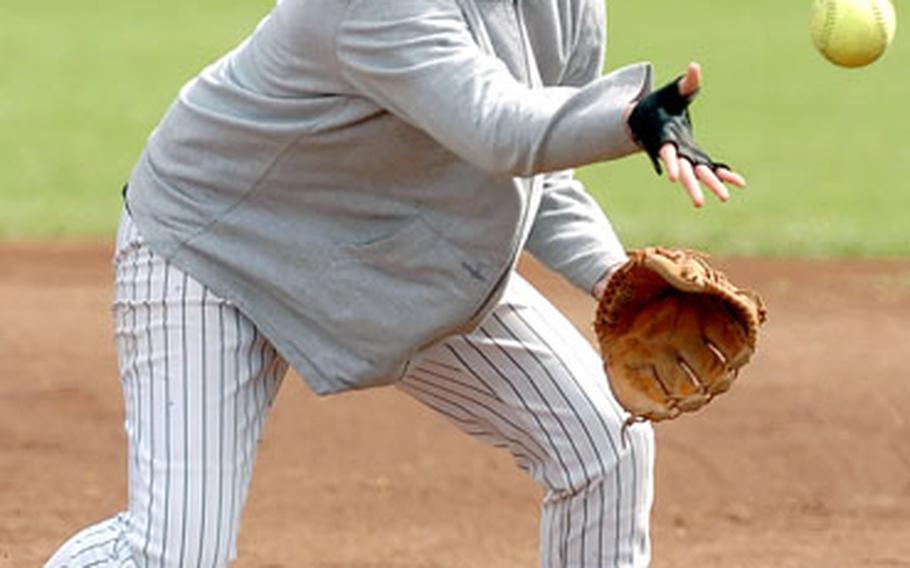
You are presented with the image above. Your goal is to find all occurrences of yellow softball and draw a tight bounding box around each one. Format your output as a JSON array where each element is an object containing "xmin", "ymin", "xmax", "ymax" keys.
[{"xmin": 810, "ymin": 0, "xmax": 897, "ymax": 67}]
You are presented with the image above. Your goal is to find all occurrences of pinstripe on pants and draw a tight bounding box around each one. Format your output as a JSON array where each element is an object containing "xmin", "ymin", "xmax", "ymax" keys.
[
  {"xmin": 399, "ymin": 275, "xmax": 653, "ymax": 568},
  {"xmin": 46, "ymin": 212, "xmax": 287, "ymax": 567},
  {"xmin": 46, "ymin": 211, "xmax": 653, "ymax": 567}
]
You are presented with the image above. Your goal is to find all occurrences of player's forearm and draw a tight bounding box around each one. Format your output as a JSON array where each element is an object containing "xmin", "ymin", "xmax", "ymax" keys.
[{"xmin": 336, "ymin": 0, "xmax": 652, "ymax": 176}]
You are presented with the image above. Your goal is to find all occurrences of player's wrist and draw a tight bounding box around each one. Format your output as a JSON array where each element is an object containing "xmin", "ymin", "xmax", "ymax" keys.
[
  {"xmin": 592, "ymin": 260, "xmax": 626, "ymax": 300},
  {"xmin": 622, "ymin": 102, "xmax": 639, "ymax": 151}
]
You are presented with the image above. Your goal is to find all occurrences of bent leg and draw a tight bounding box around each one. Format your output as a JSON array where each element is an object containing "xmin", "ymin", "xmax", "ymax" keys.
[
  {"xmin": 398, "ymin": 274, "xmax": 654, "ymax": 568},
  {"xmin": 46, "ymin": 211, "xmax": 287, "ymax": 567}
]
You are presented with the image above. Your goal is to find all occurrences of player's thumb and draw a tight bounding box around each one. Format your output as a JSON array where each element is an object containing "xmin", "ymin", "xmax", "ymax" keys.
[{"xmin": 678, "ymin": 62, "xmax": 702, "ymax": 97}]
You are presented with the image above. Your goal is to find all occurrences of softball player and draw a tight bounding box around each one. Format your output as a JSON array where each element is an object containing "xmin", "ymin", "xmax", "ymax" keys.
[{"xmin": 46, "ymin": 0, "xmax": 745, "ymax": 566}]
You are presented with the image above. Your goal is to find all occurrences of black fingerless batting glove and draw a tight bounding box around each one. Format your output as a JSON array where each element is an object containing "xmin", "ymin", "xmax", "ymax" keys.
[{"xmin": 627, "ymin": 77, "xmax": 728, "ymax": 175}]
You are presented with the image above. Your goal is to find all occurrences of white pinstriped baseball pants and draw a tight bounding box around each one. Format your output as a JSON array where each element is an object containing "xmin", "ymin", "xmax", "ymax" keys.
[{"xmin": 46, "ymin": 211, "xmax": 653, "ymax": 568}]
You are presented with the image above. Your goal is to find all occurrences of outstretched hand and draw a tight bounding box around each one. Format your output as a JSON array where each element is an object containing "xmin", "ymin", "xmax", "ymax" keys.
[
  {"xmin": 661, "ymin": 64, "xmax": 746, "ymax": 207},
  {"xmin": 628, "ymin": 62, "xmax": 748, "ymax": 208}
]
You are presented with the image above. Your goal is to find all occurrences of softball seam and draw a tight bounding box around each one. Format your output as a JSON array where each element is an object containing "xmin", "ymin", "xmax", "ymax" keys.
[
  {"xmin": 819, "ymin": 0, "xmax": 838, "ymax": 54},
  {"xmin": 869, "ymin": 0, "xmax": 889, "ymax": 52}
]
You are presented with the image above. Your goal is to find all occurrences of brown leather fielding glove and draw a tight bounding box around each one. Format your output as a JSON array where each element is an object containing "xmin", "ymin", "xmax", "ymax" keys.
[{"xmin": 594, "ymin": 247, "xmax": 767, "ymax": 423}]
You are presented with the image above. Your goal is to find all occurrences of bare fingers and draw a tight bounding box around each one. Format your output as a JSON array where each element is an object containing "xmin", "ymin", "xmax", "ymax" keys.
[
  {"xmin": 678, "ymin": 159, "xmax": 704, "ymax": 207},
  {"xmin": 659, "ymin": 142, "xmax": 746, "ymax": 207},
  {"xmin": 678, "ymin": 62, "xmax": 702, "ymax": 97},
  {"xmin": 694, "ymin": 165, "xmax": 730, "ymax": 203},
  {"xmin": 659, "ymin": 144, "xmax": 681, "ymax": 181},
  {"xmin": 716, "ymin": 167, "xmax": 747, "ymax": 188}
]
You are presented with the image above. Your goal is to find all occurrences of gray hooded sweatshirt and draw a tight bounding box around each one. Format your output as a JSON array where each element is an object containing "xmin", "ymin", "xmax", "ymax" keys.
[{"xmin": 126, "ymin": 0, "xmax": 653, "ymax": 394}]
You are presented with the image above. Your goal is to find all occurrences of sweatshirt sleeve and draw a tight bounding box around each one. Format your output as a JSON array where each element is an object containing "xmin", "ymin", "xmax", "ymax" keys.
[
  {"xmin": 524, "ymin": 170, "xmax": 628, "ymax": 294},
  {"xmin": 334, "ymin": 0, "xmax": 651, "ymax": 177},
  {"xmin": 524, "ymin": 0, "xmax": 632, "ymax": 294}
]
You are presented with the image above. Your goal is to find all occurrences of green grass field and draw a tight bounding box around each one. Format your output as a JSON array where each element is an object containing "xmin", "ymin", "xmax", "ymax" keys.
[{"xmin": 2, "ymin": 0, "xmax": 907, "ymax": 256}]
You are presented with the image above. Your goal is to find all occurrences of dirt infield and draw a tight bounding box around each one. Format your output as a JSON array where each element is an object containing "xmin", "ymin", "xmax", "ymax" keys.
[{"xmin": 2, "ymin": 242, "xmax": 909, "ymax": 567}]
